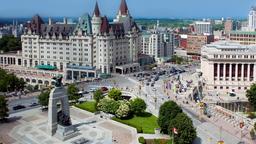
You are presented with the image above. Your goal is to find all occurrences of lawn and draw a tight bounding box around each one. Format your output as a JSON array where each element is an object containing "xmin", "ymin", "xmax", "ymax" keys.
[
  {"xmin": 112, "ymin": 112, "xmax": 159, "ymax": 134},
  {"xmin": 75, "ymin": 101, "xmax": 96, "ymax": 113}
]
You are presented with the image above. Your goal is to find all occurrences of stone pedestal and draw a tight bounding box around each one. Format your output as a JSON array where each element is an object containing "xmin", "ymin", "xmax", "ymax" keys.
[{"xmin": 55, "ymin": 124, "xmax": 79, "ymax": 141}]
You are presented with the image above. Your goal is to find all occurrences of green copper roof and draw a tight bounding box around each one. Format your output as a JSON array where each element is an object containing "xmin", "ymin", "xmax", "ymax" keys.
[
  {"xmin": 230, "ymin": 31, "xmax": 256, "ymax": 35},
  {"xmin": 35, "ymin": 65, "xmax": 57, "ymax": 70},
  {"xmin": 74, "ymin": 13, "xmax": 92, "ymax": 34}
]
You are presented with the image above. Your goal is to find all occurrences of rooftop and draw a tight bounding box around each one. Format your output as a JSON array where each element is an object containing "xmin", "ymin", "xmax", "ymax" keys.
[{"xmin": 230, "ymin": 31, "xmax": 256, "ymax": 35}]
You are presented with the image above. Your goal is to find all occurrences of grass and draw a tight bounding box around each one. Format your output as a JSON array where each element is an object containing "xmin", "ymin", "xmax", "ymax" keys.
[
  {"xmin": 75, "ymin": 101, "xmax": 97, "ymax": 113},
  {"xmin": 112, "ymin": 112, "xmax": 159, "ymax": 134}
]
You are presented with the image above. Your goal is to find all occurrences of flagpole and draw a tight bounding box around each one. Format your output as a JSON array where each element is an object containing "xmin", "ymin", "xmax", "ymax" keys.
[{"xmin": 172, "ymin": 131, "xmax": 174, "ymax": 144}]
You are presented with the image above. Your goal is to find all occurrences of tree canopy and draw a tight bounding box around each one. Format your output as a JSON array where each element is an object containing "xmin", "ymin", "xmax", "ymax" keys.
[
  {"xmin": 67, "ymin": 84, "xmax": 80, "ymax": 102},
  {"xmin": 0, "ymin": 95, "xmax": 9, "ymax": 121},
  {"xmin": 158, "ymin": 101, "xmax": 182, "ymax": 134},
  {"xmin": 93, "ymin": 89, "xmax": 104, "ymax": 103},
  {"xmin": 0, "ymin": 69, "xmax": 25, "ymax": 92},
  {"xmin": 130, "ymin": 98, "xmax": 147, "ymax": 115},
  {"xmin": 108, "ymin": 88, "xmax": 122, "ymax": 101},
  {"xmin": 0, "ymin": 36, "xmax": 21, "ymax": 52},
  {"xmin": 38, "ymin": 90, "xmax": 50, "ymax": 107},
  {"xmin": 169, "ymin": 113, "xmax": 197, "ymax": 144},
  {"xmin": 246, "ymin": 84, "xmax": 256, "ymax": 111}
]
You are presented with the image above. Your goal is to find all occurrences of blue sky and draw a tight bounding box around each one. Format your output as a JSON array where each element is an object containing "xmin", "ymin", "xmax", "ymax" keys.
[{"xmin": 0, "ymin": 0, "xmax": 255, "ymax": 18}]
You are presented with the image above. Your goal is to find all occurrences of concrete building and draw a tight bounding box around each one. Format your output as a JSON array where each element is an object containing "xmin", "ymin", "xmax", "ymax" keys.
[
  {"xmin": 187, "ymin": 34, "xmax": 214, "ymax": 54},
  {"xmin": 193, "ymin": 21, "xmax": 213, "ymax": 35},
  {"xmin": 141, "ymin": 27, "xmax": 174, "ymax": 62},
  {"xmin": 248, "ymin": 6, "xmax": 256, "ymax": 31},
  {"xmin": 224, "ymin": 18, "xmax": 233, "ymax": 35},
  {"xmin": 201, "ymin": 41, "xmax": 256, "ymax": 94},
  {"xmin": 229, "ymin": 31, "xmax": 256, "ymax": 45},
  {"xmin": 0, "ymin": 0, "xmax": 141, "ymax": 87}
]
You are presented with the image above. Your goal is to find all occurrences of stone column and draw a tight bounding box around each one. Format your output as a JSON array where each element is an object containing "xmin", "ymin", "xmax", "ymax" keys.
[
  {"xmin": 241, "ymin": 64, "xmax": 244, "ymax": 81},
  {"xmin": 235, "ymin": 64, "xmax": 238, "ymax": 81},
  {"xmin": 229, "ymin": 63, "xmax": 232, "ymax": 81},
  {"xmin": 223, "ymin": 63, "xmax": 226, "ymax": 80},
  {"xmin": 247, "ymin": 64, "xmax": 250, "ymax": 81},
  {"xmin": 217, "ymin": 63, "xmax": 220, "ymax": 80},
  {"xmin": 254, "ymin": 64, "xmax": 256, "ymax": 81}
]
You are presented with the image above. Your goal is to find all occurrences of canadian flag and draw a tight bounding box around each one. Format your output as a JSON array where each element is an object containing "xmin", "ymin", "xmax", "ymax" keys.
[{"xmin": 173, "ymin": 128, "xmax": 178, "ymax": 134}]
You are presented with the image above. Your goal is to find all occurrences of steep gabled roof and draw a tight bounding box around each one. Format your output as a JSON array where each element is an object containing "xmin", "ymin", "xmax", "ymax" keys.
[
  {"xmin": 93, "ymin": 1, "xmax": 101, "ymax": 17},
  {"xmin": 100, "ymin": 16, "xmax": 109, "ymax": 33},
  {"xmin": 119, "ymin": 0, "xmax": 129, "ymax": 15}
]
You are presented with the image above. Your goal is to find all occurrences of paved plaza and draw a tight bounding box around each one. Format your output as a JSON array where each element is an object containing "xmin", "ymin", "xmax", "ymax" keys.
[{"xmin": 0, "ymin": 107, "xmax": 138, "ymax": 144}]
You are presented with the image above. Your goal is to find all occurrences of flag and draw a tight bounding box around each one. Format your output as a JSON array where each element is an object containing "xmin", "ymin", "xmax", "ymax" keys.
[{"xmin": 173, "ymin": 128, "xmax": 178, "ymax": 134}]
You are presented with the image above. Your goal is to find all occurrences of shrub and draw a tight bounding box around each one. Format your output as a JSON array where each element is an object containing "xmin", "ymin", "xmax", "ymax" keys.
[
  {"xmin": 97, "ymin": 98, "xmax": 120, "ymax": 114},
  {"xmin": 115, "ymin": 100, "xmax": 131, "ymax": 118},
  {"xmin": 108, "ymin": 88, "xmax": 122, "ymax": 101},
  {"xmin": 130, "ymin": 98, "xmax": 147, "ymax": 115},
  {"xmin": 138, "ymin": 136, "xmax": 145, "ymax": 144}
]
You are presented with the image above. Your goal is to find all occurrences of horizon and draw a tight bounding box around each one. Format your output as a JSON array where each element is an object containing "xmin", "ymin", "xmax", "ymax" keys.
[{"xmin": 0, "ymin": 0, "xmax": 255, "ymax": 19}]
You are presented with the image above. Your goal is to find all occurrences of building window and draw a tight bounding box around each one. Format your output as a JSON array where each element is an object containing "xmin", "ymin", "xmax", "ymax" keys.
[
  {"xmin": 220, "ymin": 86, "xmax": 223, "ymax": 89},
  {"xmin": 214, "ymin": 86, "xmax": 217, "ymax": 89},
  {"xmin": 226, "ymin": 87, "xmax": 229, "ymax": 89},
  {"xmin": 238, "ymin": 87, "xmax": 241, "ymax": 90}
]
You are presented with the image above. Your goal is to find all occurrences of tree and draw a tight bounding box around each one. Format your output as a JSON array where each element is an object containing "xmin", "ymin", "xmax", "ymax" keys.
[
  {"xmin": 0, "ymin": 36, "xmax": 21, "ymax": 52},
  {"xmin": 97, "ymin": 98, "xmax": 120, "ymax": 114},
  {"xmin": 108, "ymin": 88, "xmax": 122, "ymax": 101},
  {"xmin": 246, "ymin": 84, "xmax": 256, "ymax": 111},
  {"xmin": 0, "ymin": 69, "xmax": 25, "ymax": 92},
  {"xmin": 168, "ymin": 113, "xmax": 197, "ymax": 144},
  {"xmin": 115, "ymin": 100, "xmax": 131, "ymax": 118},
  {"xmin": 0, "ymin": 95, "xmax": 9, "ymax": 121},
  {"xmin": 130, "ymin": 98, "xmax": 146, "ymax": 115},
  {"xmin": 93, "ymin": 89, "xmax": 104, "ymax": 103},
  {"xmin": 158, "ymin": 101, "xmax": 182, "ymax": 134},
  {"xmin": 38, "ymin": 90, "xmax": 50, "ymax": 107},
  {"xmin": 67, "ymin": 84, "xmax": 80, "ymax": 102}
]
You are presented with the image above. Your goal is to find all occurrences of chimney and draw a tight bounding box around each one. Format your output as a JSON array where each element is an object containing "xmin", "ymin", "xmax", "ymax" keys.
[
  {"xmin": 48, "ymin": 18, "xmax": 52, "ymax": 25},
  {"xmin": 63, "ymin": 17, "xmax": 67, "ymax": 24}
]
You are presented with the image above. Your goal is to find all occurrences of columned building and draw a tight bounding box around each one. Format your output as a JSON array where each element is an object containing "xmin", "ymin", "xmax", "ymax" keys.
[{"xmin": 201, "ymin": 41, "xmax": 256, "ymax": 94}]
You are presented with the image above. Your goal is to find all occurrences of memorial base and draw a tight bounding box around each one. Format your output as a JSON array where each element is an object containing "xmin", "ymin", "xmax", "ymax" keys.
[{"xmin": 55, "ymin": 124, "xmax": 79, "ymax": 141}]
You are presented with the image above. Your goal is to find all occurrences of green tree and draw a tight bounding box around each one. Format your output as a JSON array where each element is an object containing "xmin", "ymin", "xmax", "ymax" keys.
[
  {"xmin": 254, "ymin": 122, "xmax": 256, "ymax": 131},
  {"xmin": 97, "ymin": 98, "xmax": 120, "ymax": 114},
  {"xmin": 0, "ymin": 36, "xmax": 21, "ymax": 52},
  {"xmin": 250, "ymin": 129, "xmax": 255, "ymax": 140},
  {"xmin": 0, "ymin": 69, "xmax": 25, "ymax": 92},
  {"xmin": 38, "ymin": 90, "xmax": 50, "ymax": 107},
  {"xmin": 130, "ymin": 98, "xmax": 146, "ymax": 115},
  {"xmin": 158, "ymin": 101, "xmax": 182, "ymax": 134},
  {"xmin": 0, "ymin": 95, "xmax": 9, "ymax": 121},
  {"xmin": 246, "ymin": 84, "xmax": 256, "ymax": 110},
  {"xmin": 93, "ymin": 89, "xmax": 104, "ymax": 103},
  {"xmin": 108, "ymin": 88, "xmax": 122, "ymax": 101},
  {"xmin": 67, "ymin": 84, "xmax": 80, "ymax": 102},
  {"xmin": 115, "ymin": 100, "xmax": 131, "ymax": 118},
  {"xmin": 169, "ymin": 113, "xmax": 197, "ymax": 144}
]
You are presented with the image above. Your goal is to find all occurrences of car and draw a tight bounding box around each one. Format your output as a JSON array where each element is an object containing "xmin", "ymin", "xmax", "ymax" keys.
[
  {"xmin": 146, "ymin": 83, "xmax": 150, "ymax": 86},
  {"xmin": 151, "ymin": 83, "xmax": 154, "ymax": 87},
  {"xmin": 89, "ymin": 88, "xmax": 97, "ymax": 92},
  {"xmin": 147, "ymin": 79, "xmax": 151, "ymax": 82},
  {"xmin": 29, "ymin": 103, "xmax": 39, "ymax": 107},
  {"xmin": 13, "ymin": 105, "xmax": 26, "ymax": 110}
]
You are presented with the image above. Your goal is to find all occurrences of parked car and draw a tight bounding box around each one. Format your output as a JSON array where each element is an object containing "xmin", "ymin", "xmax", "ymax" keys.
[
  {"xmin": 151, "ymin": 83, "xmax": 154, "ymax": 87},
  {"xmin": 146, "ymin": 83, "xmax": 150, "ymax": 86},
  {"xmin": 13, "ymin": 105, "xmax": 26, "ymax": 110},
  {"xmin": 29, "ymin": 103, "xmax": 39, "ymax": 107}
]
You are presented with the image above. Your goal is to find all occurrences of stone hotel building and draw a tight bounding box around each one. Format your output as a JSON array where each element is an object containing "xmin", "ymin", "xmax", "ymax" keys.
[
  {"xmin": 0, "ymin": 0, "xmax": 141, "ymax": 87},
  {"xmin": 201, "ymin": 41, "xmax": 256, "ymax": 94}
]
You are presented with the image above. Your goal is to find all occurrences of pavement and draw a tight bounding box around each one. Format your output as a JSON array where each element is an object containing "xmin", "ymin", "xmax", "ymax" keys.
[{"xmin": 0, "ymin": 107, "xmax": 139, "ymax": 144}]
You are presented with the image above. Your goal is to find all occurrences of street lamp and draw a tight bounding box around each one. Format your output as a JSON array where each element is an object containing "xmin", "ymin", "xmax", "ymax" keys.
[{"xmin": 152, "ymin": 88, "xmax": 157, "ymax": 109}]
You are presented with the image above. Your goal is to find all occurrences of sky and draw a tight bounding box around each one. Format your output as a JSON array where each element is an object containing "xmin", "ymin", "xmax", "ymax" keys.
[{"xmin": 0, "ymin": 0, "xmax": 255, "ymax": 19}]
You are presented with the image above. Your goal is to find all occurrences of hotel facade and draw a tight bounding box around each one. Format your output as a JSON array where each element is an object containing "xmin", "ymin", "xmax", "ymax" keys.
[
  {"xmin": 0, "ymin": 0, "xmax": 141, "ymax": 87},
  {"xmin": 201, "ymin": 41, "xmax": 256, "ymax": 94}
]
